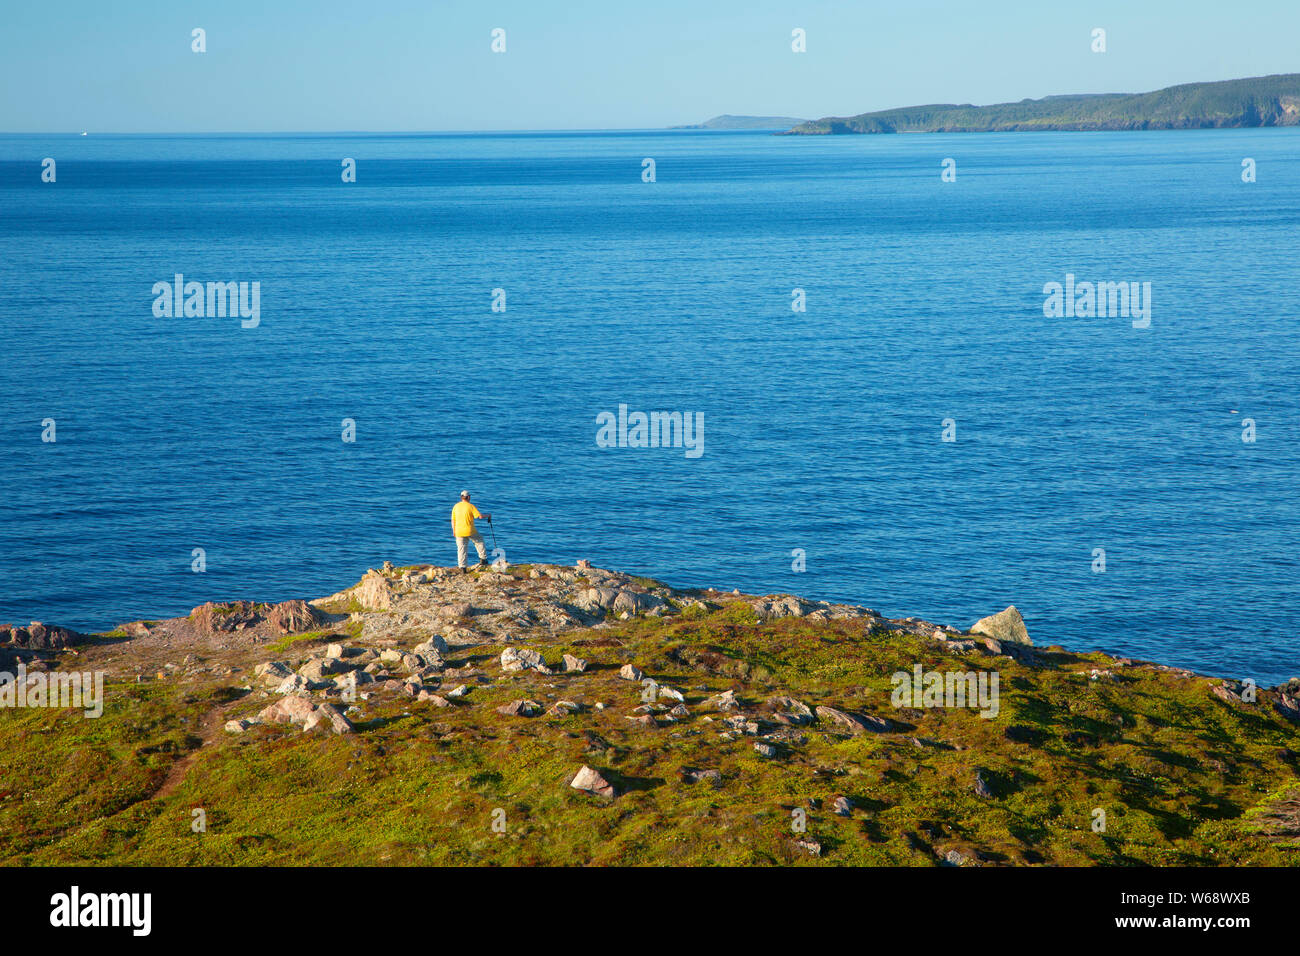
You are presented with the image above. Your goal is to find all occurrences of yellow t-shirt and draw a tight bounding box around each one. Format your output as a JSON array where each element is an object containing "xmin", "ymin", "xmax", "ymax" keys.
[{"xmin": 451, "ymin": 500, "xmax": 482, "ymax": 537}]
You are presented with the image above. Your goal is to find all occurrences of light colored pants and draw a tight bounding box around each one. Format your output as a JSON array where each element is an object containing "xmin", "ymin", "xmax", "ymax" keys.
[{"xmin": 456, "ymin": 532, "xmax": 487, "ymax": 567}]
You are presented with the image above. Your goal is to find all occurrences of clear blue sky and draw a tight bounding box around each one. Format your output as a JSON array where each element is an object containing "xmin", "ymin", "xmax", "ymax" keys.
[{"xmin": 3, "ymin": 0, "xmax": 1296, "ymax": 131}]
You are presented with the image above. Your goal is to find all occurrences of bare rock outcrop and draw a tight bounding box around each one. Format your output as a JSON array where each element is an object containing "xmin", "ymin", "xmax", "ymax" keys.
[{"xmin": 0, "ymin": 622, "xmax": 86, "ymax": 650}]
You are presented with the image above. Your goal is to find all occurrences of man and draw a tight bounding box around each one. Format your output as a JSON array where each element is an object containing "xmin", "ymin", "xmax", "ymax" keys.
[{"xmin": 451, "ymin": 491, "xmax": 492, "ymax": 571}]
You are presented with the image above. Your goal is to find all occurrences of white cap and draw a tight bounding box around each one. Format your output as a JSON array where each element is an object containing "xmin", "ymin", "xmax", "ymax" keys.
[{"xmin": 460, "ymin": 490, "xmax": 470, "ymax": 498}]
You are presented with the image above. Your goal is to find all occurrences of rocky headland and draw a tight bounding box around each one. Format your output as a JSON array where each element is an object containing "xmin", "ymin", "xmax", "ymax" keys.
[{"xmin": 2, "ymin": 561, "xmax": 1298, "ymax": 865}]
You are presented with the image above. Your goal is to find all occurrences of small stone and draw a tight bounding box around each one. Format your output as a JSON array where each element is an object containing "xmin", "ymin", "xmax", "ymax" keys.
[
  {"xmin": 705, "ymin": 689, "xmax": 740, "ymax": 711},
  {"xmin": 682, "ymin": 768, "xmax": 721, "ymax": 785},
  {"xmin": 619, "ymin": 664, "xmax": 643, "ymax": 681},
  {"xmin": 793, "ymin": 838, "xmax": 821, "ymax": 857},
  {"xmin": 753, "ymin": 742, "xmax": 778, "ymax": 758},
  {"xmin": 832, "ymin": 795, "xmax": 853, "ymax": 816},
  {"xmin": 1211, "ymin": 683, "xmax": 1240, "ymax": 703},
  {"xmin": 815, "ymin": 705, "xmax": 892, "ymax": 735},
  {"xmin": 766, "ymin": 695, "xmax": 813, "ymax": 725},
  {"xmin": 312, "ymin": 702, "xmax": 355, "ymax": 734},
  {"xmin": 570, "ymin": 764, "xmax": 614, "ymax": 797},
  {"xmin": 501, "ymin": 647, "xmax": 546, "ymax": 673},
  {"xmin": 724, "ymin": 715, "xmax": 760, "ymax": 735},
  {"xmin": 275, "ymin": 674, "xmax": 314, "ymax": 695},
  {"xmin": 562, "ymin": 654, "xmax": 587, "ymax": 673},
  {"xmin": 414, "ymin": 635, "xmax": 449, "ymax": 657},
  {"xmin": 497, "ymin": 699, "xmax": 541, "ymax": 718},
  {"xmin": 446, "ymin": 684, "xmax": 469, "ymax": 698}
]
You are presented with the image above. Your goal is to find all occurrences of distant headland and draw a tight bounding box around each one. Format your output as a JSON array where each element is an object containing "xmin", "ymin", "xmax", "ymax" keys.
[
  {"xmin": 671, "ymin": 114, "xmax": 808, "ymax": 130},
  {"xmin": 771, "ymin": 74, "xmax": 1300, "ymax": 134}
]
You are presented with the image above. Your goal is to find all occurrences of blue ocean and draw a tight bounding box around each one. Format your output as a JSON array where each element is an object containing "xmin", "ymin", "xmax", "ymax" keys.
[{"xmin": 1, "ymin": 129, "xmax": 1297, "ymax": 684}]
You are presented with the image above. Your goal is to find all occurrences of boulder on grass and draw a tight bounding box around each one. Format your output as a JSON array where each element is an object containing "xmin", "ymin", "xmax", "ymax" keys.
[
  {"xmin": 570, "ymin": 764, "xmax": 615, "ymax": 797},
  {"xmin": 970, "ymin": 606, "xmax": 1031, "ymax": 646}
]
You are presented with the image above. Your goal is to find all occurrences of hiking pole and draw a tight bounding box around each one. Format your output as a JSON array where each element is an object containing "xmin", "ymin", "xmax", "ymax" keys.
[{"xmin": 486, "ymin": 516, "xmax": 498, "ymax": 553}]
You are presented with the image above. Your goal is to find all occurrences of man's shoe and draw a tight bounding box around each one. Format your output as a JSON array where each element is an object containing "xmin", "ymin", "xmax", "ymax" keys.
[{"xmin": 475, "ymin": 559, "xmax": 489, "ymax": 568}]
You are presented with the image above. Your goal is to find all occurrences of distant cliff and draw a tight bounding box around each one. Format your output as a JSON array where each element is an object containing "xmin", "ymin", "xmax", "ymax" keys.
[
  {"xmin": 673, "ymin": 114, "xmax": 808, "ymax": 130},
  {"xmin": 784, "ymin": 73, "xmax": 1300, "ymax": 134}
]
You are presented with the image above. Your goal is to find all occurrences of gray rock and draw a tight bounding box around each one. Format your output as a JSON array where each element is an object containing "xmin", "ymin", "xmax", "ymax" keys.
[
  {"xmin": 611, "ymin": 590, "xmax": 666, "ymax": 615},
  {"xmin": 619, "ymin": 664, "xmax": 644, "ymax": 681},
  {"xmin": 414, "ymin": 635, "xmax": 449, "ymax": 657},
  {"xmin": 562, "ymin": 654, "xmax": 587, "ymax": 673},
  {"xmin": 257, "ymin": 694, "xmax": 317, "ymax": 726},
  {"xmin": 500, "ymin": 647, "xmax": 547, "ymax": 673},
  {"xmin": 275, "ymin": 674, "xmax": 316, "ymax": 695},
  {"xmin": 570, "ymin": 764, "xmax": 615, "ymax": 797},
  {"xmin": 497, "ymin": 699, "xmax": 541, "ymax": 717},
  {"xmin": 815, "ymin": 705, "xmax": 892, "ymax": 735},
  {"xmin": 299, "ymin": 658, "xmax": 347, "ymax": 682},
  {"xmin": 970, "ymin": 606, "xmax": 1031, "ymax": 646},
  {"xmin": 682, "ymin": 768, "xmax": 721, "ymax": 785},
  {"xmin": 705, "ymin": 689, "xmax": 741, "ymax": 711},
  {"xmin": 303, "ymin": 702, "xmax": 354, "ymax": 734},
  {"xmin": 333, "ymin": 670, "xmax": 374, "ymax": 694},
  {"xmin": 724, "ymin": 715, "xmax": 760, "ymax": 735},
  {"xmin": 766, "ymin": 695, "xmax": 813, "ymax": 725},
  {"xmin": 793, "ymin": 837, "xmax": 821, "ymax": 857},
  {"xmin": 355, "ymin": 569, "xmax": 395, "ymax": 611}
]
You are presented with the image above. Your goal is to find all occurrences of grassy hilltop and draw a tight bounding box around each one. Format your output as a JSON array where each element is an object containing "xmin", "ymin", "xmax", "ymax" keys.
[
  {"xmin": 1, "ymin": 561, "xmax": 1298, "ymax": 866},
  {"xmin": 785, "ymin": 73, "xmax": 1300, "ymax": 134}
]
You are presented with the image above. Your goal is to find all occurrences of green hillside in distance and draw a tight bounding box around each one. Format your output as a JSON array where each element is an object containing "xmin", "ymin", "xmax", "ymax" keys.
[{"xmin": 784, "ymin": 73, "xmax": 1300, "ymax": 134}]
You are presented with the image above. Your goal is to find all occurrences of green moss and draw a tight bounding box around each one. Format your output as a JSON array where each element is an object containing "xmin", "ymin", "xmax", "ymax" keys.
[
  {"xmin": 267, "ymin": 629, "xmax": 337, "ymax": 655},
  {"xmin": 3, "ymin": 609, "xmax": 1297, "ymax": 866}
]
